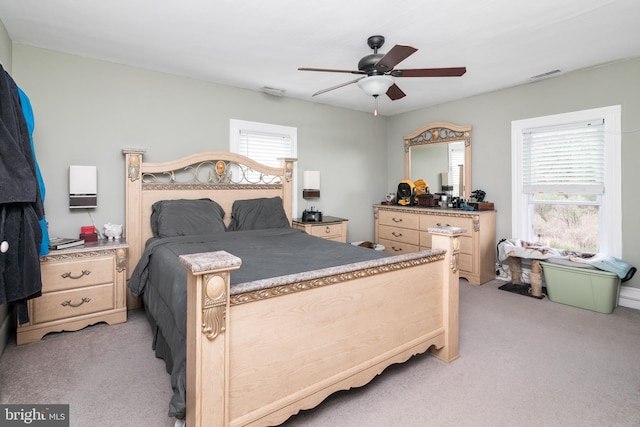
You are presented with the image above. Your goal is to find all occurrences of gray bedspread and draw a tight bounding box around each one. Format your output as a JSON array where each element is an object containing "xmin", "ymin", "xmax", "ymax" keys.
[{"xmin": 128, "ymin": 227, "xmax": 389, "ymax": 419}]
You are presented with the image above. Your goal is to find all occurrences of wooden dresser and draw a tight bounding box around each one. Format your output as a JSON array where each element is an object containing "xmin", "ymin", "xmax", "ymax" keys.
[
  {"xmin": 17, "ymin": 240, "xmax": 128, "ymax": 345},
  {"xmin": 374, "ymin": 205, "xmax": 496, "ymax": 285},
  {"xmin": 292, "ymin": 216, "xmax": 348, "ymax": 242}
]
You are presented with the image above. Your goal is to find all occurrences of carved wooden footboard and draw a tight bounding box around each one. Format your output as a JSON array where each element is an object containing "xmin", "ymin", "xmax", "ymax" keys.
[{"xmin": 180, "ymin": 229, "xmax": 461, "ymax": 427}]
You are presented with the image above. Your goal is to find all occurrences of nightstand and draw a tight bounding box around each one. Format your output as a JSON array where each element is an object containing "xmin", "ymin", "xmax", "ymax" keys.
[
  {"xmin": 17, "ymin": 240, "xmax": 128, "ymax": 345},
  {"xmin": 292, "ymin": 216, "xmax": 348, "ymax": 242}
]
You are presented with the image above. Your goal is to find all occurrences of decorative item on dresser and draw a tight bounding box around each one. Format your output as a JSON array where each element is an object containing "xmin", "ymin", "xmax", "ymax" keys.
[
  {"xmin": 292, "ymin": 216, "xmax": 348, "ymax": 242},
  {"xmin": 16, "ymin": 240, "xmax": 128, "ymax": 345},
  {"xmin": 374, "ymin": 204, "xmax": 496, "ymax": 285}
]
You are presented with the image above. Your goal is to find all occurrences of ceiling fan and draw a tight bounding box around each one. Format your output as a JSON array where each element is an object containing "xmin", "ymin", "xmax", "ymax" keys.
[{"xmin": 299, "ymin": 35, "xmax": 466, "ymax": 113}]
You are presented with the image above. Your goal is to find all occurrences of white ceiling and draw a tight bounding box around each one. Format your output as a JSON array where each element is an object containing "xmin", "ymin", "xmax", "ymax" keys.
[{"xmin": 1, "ymin": 0, "xmax": 639, "ymax": 116}]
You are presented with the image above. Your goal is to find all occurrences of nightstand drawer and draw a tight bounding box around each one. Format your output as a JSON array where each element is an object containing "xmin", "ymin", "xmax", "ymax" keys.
[
  {"xmin": 292, "ymin": 216, "xmax": 348, "ymax": 243},
  {"xmin": 41, "ymin": 256, "xmax": 113, "ymax": 292},
  {"xmin": 310, "ymin": 223, "xmax": 343, "ymax": 238},
  {"xmin": 31, "ymin": 283, "xmax": 115, "ymax": 324}
]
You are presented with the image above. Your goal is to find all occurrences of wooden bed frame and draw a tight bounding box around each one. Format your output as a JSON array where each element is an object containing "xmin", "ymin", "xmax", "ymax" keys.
[{"xmin": 123, "ymin": 149, "xmax": 462, "ymax": 427}]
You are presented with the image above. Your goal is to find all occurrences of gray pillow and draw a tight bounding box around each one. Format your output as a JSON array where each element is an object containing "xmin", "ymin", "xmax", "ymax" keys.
[
  {"xmin": 151, "ymin": 198, "xmax": 226, "ymax": 238},
  {"xmin": 228, "ymin": 197, "xmax": 290, "ymax": 231}
]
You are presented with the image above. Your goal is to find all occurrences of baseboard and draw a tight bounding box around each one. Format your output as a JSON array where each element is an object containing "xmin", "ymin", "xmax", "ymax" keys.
[{"xmin": 619, "ymin": 285, "xmax": 640, "ymax": 310}]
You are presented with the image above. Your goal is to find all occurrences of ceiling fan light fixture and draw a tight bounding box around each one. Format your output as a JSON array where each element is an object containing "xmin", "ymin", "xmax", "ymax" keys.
[{"xmin": 357, "ymin": 75, "xmax": 394, "ymax": 97}]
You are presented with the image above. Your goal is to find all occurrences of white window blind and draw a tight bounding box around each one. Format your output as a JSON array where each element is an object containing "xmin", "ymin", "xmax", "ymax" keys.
[
  {"xmin": 237, "ymin": 130, "xmax": 292, "ymax": 168},
  {"xmin": 229, "ymin": 119, "xmax": 298, "ymax": 215},
  {"xmin": 449, "ymin": 142, "xmax": 465, "ymax": 196},
  {"xmin": 522, "ymin": 119, "xmax": 605, "ymax": 194}
]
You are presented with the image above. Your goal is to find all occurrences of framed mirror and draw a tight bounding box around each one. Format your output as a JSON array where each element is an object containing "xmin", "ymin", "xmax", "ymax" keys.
[{"xmin": 404, "ymin": 122, "xmax": 472, "ymax": 199}]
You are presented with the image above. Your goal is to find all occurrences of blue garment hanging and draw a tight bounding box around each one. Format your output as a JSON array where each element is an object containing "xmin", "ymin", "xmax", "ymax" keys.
[{"xmin": 18, "ymin": 87, "xmax": 50, "ymax": 255}]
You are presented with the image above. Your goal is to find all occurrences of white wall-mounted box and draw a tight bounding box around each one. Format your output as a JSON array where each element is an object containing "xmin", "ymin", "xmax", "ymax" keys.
[{"xmin": 69, "ymin": 165, "xmax": 97, "ymax": 208}]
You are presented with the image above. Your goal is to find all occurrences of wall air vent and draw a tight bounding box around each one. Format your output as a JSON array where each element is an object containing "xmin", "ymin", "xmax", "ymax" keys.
[{"xmin": 530, "ymin": 69, "xmax": 562, "ymax": 81}]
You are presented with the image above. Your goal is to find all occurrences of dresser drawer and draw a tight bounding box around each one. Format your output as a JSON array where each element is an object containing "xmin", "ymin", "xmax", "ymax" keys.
[
  {"xmin": 41, "ymin": 256, "xmax": 114, "ymax": 292},
  {"xmin": 419, "ymin": 215, "xmax": 473, "ymax": 237},
  {"xmin": 379, "ymin": 238, "xmax": 419, "ymax": 255},
  {"xmin": 379, "ymin": 224, "xmax": 420, "ymax": 245},
  {"xmin": 310, "ymin": 223, "xmax": 343, "ymax": 239},
  {"xmin": 31, "ymin": 283, "xmax": 115, "ymax": 324},
  {"xmin": 420, "ymin": 233, "xmax": 473, "ymax": 254},
  {"xmin": 378, "ymin": 210, "xmax": 419, "ymax": 229}
]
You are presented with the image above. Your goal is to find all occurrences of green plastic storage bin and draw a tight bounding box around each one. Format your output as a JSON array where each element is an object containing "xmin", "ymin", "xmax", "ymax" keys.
[{"xmin": 539, "ymin": 261, "xmax": 621, "ymax": 314}]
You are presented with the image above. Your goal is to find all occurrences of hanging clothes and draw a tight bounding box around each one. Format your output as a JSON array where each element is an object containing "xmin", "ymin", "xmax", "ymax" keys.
[
  {"xmin": 0, "ymin": 63, "xmax": 43, "ymax": 324},
  {"xmin": 18, "ymin": 85, "xmax": 50, "ymax": 255}
]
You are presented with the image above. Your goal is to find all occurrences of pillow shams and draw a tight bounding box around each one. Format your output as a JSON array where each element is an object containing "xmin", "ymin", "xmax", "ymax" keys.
[
  {"xmin": 151, "ymin": 198, "xmax": 226, "ymax": 238},
  {"xmin": 228, "ymin": 197, "xmax": 290, "ymax": 231}
]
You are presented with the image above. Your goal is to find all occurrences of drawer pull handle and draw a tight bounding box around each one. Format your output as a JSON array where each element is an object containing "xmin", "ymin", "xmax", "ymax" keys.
[
  {"xmin": 61, "ymin": 270, "xmax": 91, "ymax": 280},
  {"xmin": 436, "ymin": 223, "xmax": 451, "ymax": 227},
  {"xmin": 391, "ymin": 246, "xmax": 403, "ymax": 252},
  {"xmin": 392, "ymin": 218, "xmax": 403, "ymax": 223},
  {"xmin": 325, "ymin": 226, "xmax": 331, "ymax": 234},
  {"xmin": 61, "ymin": 297, "xmax": 91, "ymax": 308},
  {"xmin": 392, "ymin": 232, "xmax": 403, "ymax": 237}
]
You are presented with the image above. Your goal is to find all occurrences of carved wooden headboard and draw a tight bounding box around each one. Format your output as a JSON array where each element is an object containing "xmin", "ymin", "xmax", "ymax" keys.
[{"xmin": 122, "ymin": 149, "xmax": 296, "ymax": 281}]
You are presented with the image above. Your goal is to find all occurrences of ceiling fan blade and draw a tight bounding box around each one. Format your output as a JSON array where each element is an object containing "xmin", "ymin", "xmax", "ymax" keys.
[
  {"xmin": 299, "ymin": 67, "xmax": 364, "ymax": 75},
  {"xmin": 312, "ymin": 77, "xmax": 365, "ymax": 97},
  {"xmin": 392, "ymin": 67, "xmax": 467, "ymax": 77},
  {"xmin": 386, "ymin": 83, "xmax": 406, "ymax": 101},
  {"xmin": 375, "ymin": 44, "xmax": 418, "ymax": 71}
]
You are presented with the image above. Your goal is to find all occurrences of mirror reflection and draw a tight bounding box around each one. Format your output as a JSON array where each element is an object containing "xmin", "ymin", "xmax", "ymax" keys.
[{"xmin": 404, "ymin": 122, "xmax": 472, "ymax": 199}]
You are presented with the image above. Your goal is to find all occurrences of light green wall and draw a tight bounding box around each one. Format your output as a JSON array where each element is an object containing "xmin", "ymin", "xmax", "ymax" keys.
[
  {"xmin": 13, "ymin": 44, "xmax": 388, "ymax": 244},
  {"xmin": 388, "ymin": 57, "xmax": 640, "ymax": 289}
]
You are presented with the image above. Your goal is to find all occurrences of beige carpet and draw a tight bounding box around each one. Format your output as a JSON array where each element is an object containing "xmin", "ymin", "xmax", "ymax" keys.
[{"xmin": 1, "ymin": 279, "xmax": 639, "ymax": 427}]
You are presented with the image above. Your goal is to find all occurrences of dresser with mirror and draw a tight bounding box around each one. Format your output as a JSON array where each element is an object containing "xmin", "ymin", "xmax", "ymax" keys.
[{"xmin": 374, "ymin": 122, "xmax": 496, "ymax": 285}]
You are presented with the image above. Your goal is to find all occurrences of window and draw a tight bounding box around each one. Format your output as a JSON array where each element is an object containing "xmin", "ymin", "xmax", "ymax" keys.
[
  {"xmin": 511, "ymin": 106, "xmax": 621, "ymax": 256},
  {"xmin": 229, "ymin": 119, "xmax": 298, "ymax": 213},
  {"xmin": 448, "ymin": 142, "xmax": 465, "ymax": 197}
]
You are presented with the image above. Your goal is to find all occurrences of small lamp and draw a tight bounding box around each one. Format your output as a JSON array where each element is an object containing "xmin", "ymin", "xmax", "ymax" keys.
[{"xmin": 302, "ymin": 170, "xmax": 320, "ymax": 199}]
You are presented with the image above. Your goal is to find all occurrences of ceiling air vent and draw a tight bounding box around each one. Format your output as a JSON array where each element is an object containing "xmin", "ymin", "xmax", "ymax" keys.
[
  {"xmin": 530, "ymin": 69, "xmax": 561, "ymax": 81},
  {"xmin": 261, "ymin": 86, "xmax": 286, "ymax": 97}
]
